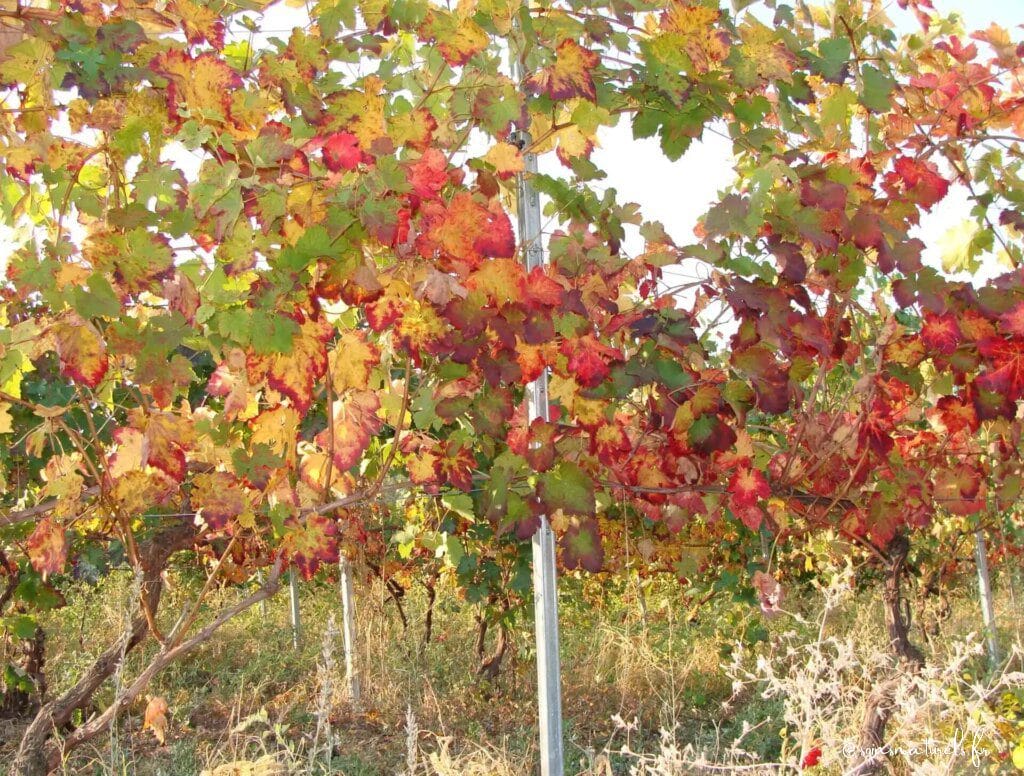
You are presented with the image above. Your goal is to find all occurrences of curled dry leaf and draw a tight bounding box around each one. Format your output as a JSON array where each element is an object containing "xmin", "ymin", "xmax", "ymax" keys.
[
  {"xmin": 752, "ymin": 570, "xmax": 784, "ymax": 618},
  {"xmin": 143, "ymin": 695, "xmax": 170, "ymax": 745}
]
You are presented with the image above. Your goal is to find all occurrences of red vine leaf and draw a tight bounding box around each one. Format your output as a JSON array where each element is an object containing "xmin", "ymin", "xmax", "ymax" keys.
[{"xmin": 27, "ymin": 517, "xmax": 68, "ymax": 577}]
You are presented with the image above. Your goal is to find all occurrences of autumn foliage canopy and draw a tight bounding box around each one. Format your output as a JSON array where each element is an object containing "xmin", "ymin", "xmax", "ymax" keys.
[{"xmin": 0, "ymin": 0, "xmax": 1023, "ymax": 653}]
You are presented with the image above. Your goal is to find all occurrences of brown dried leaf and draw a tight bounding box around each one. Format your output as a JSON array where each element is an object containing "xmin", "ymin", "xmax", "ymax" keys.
[{"xmin": 143, "ymin": 695, "xmax": 170, "ymax": 745}]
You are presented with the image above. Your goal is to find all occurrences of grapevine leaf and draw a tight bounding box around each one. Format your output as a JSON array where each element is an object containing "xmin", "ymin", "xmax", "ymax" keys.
[
  {"xmin": 282, "ymin": 514, "xmax": 339, "ymax": 579},
  {"xmin": 560, "ymin": 517, "xmax": 604, "ymax": 572},
  {"xmin": 247, "ymin": 313, "xmax": 333, "ymax": 413},
  {"xmin": 27, "ymin": 518, "xmax": 68, "ymax": 577},
  {"xmin": 539, "ymin": 461, "xmax": 596, "ymax": 516},
  {"xmin": 526, "ymin": 40, "xmax": 599, "ymax": 102},
  {"xmin": 51, "ymin": 316, "xmax": 108, "ymax": 388},
  {"xmin": 728, "ymin": 466, "xmax": 770, "ymax": 510}
]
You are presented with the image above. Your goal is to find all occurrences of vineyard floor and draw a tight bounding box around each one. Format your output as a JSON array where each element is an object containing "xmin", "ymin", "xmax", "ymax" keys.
[{"xmin": 2, "ymin": 566, "xmax": 1022, "ymax": 775}]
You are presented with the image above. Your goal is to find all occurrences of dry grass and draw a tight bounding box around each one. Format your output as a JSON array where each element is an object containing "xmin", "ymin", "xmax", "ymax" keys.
[{"xmin": 2, "ymin": 561, "xmax": 1022, "ymax": 775}]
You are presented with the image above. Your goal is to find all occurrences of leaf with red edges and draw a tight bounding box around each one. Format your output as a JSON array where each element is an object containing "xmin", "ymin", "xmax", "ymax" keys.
[
  {"xmin": 390, "ymin": 108, "xmax": 437, "ymax": 150},
  {"xmin": 247, "ymin": 313, "xmax": 333, "ymax": 413},
  {"xmin": 248, "ymin": 406, "xmax": 300, "ymax": 471},
  {"xmin": 206, "ymin": 349, "xmax": 251, "ymax": 420},
  {"xmin": 407, "ymin": 448, "xmax": 441, "ymax": 487},
  {"xmin": 401, "ymin": 434, "xmax": 442, "ymax": 488},
  {"xmin": 107, "ymin": 427, "xmax": 148, "ymax": 480},
  {"xmin": 865, "ymin": 494, "xmax": 900, "ymax": 546},
  {"xmin": 331, "ymin": 331, "xmax": 380, "ymax": 392},
  {"xmin": 734, "ymin": 504, "xmax": 764, "ymax": 531},
  {"xmin": 365, "ymin": 291, "xmax": 404, "ymax": 332},
  {"xmin": 525, "ymin": 267, "xmax": 564, "ymax": 308},
  {"xmin": 418, "ymin": 7, "xmax": 487, "ymax": 66},
  {"xmin": 140, "ymin": 410, "xmax": 194, "ymax": 482},
  {"xmin": 526, "ymin": 39, "xmax": 599, "ymax": 101},
  {"xmin": 958, "ymin": 309, "xmax": 997, "ymax": 341},
  {"xmin": 192, "ymin": 472, "xmax": 254, "ymax": 530},
  {"xmin": 931, "ymin": 395, "xmax": 978, "ymax": 434},
  {"xmin": 282, "ymin": 514, "xmax": 339, "ymax": 579},
  {"xmin": 508, "ymin": 417, "xmax": 557, "ymax": 472},
  {"xmin": 440, "ymin": 441, "xmax": 475, "ymax": 491},
  {"xmin": 656, "ymin": 4, "xmax": 730, "ymax": 73},
  {"xmin": 27, "ymin": 517, "xmax": 68, "ymax": 577},
  {"xmin": 172, "ymin": 0, "xmax": 225, "ymax": 49},
  {"xmin": 560, "ymin": 517, "xmax": 604, "ymax": 572},
  {"xmin": 591, "ymin": 421, "xmax": 631, "ymax": 465},
  {"xmin": 483, "ymin": 141, "xmax": 525, "ymax": 179},
  {"xmin": 150, "ymin": 50, "xmax": 241, "ymax": 126},
  {"xmin": 52, "ymin": 316, "xmax": 108, "ymax": 388},
  {"xmin": 466, "ymin": 258, "xmax": 526, "ymax": 304},
  {"xmin": 395, "ymin": 299, "xmax": 447, "ymax": 357},
  {"xmin": 514, "ymin": 342, "xmax": 550, "ymax": 384},
  {"xmin": 315, "ymin": 391, "xmax": 383, "ymax": 472}
]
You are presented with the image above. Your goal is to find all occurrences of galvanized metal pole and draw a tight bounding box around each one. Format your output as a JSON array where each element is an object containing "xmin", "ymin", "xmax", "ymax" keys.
[
  {"xmin": 512, "ymin": 126, "xmax": 565, "ymax": 775},
  {"xmin": 288, "ymin": 568, "xmax": 302, "ymax": 650},
  {"xmin": 974, "ymin": 530, "xmax": 1000, "ymax": 667},
  {"xmin": 339, "ymin": 555, "xmax": 361, "ymax": 706}
]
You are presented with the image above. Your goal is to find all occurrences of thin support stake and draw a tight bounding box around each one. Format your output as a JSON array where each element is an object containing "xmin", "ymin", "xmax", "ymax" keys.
[
  {"xmin": 256, "ymin": 570, "xmax": 268, "ymax": 617},
  {"xmin": 974, "ymin": 530, "xmax": 1000, "ymax": 667},
  {"xmin": 515, "ymin": 128, "xmax": 565, "ymax": 776},
  {"xmin": 289, "ymin": 568, "xmax": 301, "ymax": 650},
  {"xmin": 340, "ymin": 555, "xmax": 361, "ymax": 706}
]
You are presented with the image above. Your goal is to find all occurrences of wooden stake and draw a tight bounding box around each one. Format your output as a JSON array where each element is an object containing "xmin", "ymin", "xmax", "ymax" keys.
[
  {"xmin": 974, "ymin": 530, "xmax": 1000, "ymax": 667},
  {"xmin": 339, "ymin": 555, "xmax": 360, "ymax": 706},
  {"xmin": 288, "ymin": 568, "xmax": 301, "ymax": 650}
]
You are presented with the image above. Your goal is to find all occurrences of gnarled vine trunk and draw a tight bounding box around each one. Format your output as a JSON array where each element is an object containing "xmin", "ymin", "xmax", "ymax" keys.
[
  {"xmin": 0, "ymin": 625, "xmax": 45, "ymax": 719},
  {"xmin": 475, "ymin": 595, "xmax": 512, "ymax": 681},
  {"xmin": 853, "ymin": 533, "xmax": 925, "ymax": 776},
  {"xmin": 9, "ymin": 521, "xmax": 195, "ymax": 776}
]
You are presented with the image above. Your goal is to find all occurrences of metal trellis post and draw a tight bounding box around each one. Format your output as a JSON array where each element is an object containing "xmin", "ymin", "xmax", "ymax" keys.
[{"xmin": 513, "ymin": 125, "xmax": 565, "ymax": 775}]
